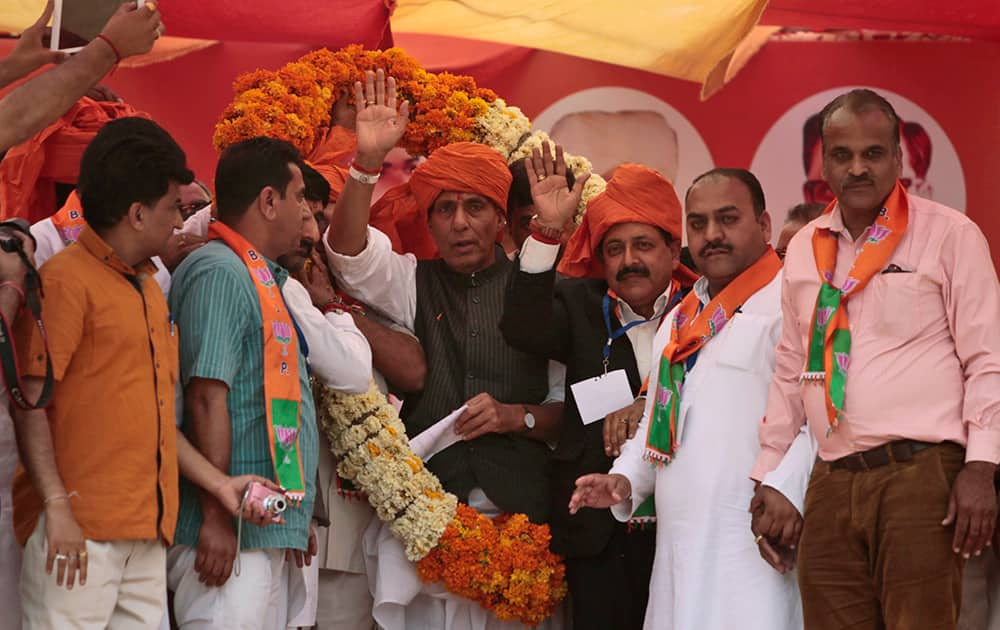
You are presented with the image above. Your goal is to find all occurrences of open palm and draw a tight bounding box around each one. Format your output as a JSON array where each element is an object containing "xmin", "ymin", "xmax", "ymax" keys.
[
  {"xmin": 353, "ymin": 69, "xmax": 410, "ymax": 158},
  {"xmin": 527, "ymin": 144, "xmax": 590, "ymax": 227}
]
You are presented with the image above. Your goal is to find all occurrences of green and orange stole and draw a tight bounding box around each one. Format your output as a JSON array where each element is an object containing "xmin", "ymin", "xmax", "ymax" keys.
[
  {"xmin": 209, "ymin": 222, "xmax": 307, "ymax": 502},
  {"xmin": 51, "ymin": 191, "xmax": 86, "ymax": 246},
  {"xmin": 643, "ymin": 248, "xmax": 782, "ymax": 465},
  {"xmin": 802, "ymin": 181, "xmax": 909, "ymax": 433}
]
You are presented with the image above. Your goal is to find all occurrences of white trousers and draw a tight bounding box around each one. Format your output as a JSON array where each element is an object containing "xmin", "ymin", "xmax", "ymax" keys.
[
  {"xmin": 315, "ymin": 568, "xmax": 375, "ymax": 630},
  {"xmin": 20, "ymin": 515, "xmax": 166, "ymax": 630},
  {"xmin": 167, "ymin": 545, "xmax": 290, "ymax": 630}
]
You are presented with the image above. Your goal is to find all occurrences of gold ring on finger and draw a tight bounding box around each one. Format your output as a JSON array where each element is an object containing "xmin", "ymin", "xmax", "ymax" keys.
[
  {"xmin": 619, "ymin": 419, "xmax": 628, "ymax": 425},
  {"xmin": 79, "ymin": 551, "xmax": 88, "ymax": 559},
  {"xmin": 536, "ymin": 175, "xmax": 546, "ymax": 182},
  {"xmin": 754, "ymin": 534, "xmax": 764, "ymax": 545}
]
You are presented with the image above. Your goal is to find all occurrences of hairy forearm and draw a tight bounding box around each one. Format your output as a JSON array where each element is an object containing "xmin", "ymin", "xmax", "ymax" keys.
[
  {"xmin": 325, "ymin": 152, "xmax": 382, "ymax": 256},
  {"xmin": 12, "ymin": 378, "xmax": 67, "ymax": 502},
  {"xmin": 185, "ymin": 380, "xmax": 232, "ymax": 514},
  {"xmin": 0, "ymin": 39, "xmax": 116, "ymax": 152},
  {"xmin": 352, "ymin": 312, "xmax": 426, "ymax": 392}
]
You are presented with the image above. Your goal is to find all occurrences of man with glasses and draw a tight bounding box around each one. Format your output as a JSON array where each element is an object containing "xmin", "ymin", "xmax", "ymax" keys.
[{"xmin": 178, "ymin": 180, "xmax": 212, "ymax": 219}]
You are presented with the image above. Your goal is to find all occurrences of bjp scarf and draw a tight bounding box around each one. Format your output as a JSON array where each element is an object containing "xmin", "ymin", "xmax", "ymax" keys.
[
  {"xmin": 645, "ymin": 248, "xmax": 782, "ymax": 464},
  {"xmin": 209, "ymin": 222, "xmax": 306, "ymax": 501},
  {"xmin": 50, "ymin": 191, "xmax": 86, "ymax": 245},
  {"xmin": 802, "ymin": 181, "xmax": 909, "ymax": 432}
]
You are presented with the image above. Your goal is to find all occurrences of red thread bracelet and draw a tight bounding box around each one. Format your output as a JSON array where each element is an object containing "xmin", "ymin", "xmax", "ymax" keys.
[
  {"xmin": 350, "ymin": 161, "xmax": 382, "ymax": 176},
  {"xmin": 95, "ymin": 34, "xmax": 122, "ymax": 65}
]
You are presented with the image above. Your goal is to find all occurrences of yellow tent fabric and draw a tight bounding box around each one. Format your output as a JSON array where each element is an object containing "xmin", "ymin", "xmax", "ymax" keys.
[
  {"xmin": 392, "ymin": 0, "xmax": 769, "ymax": 97},
  {"xmin": 0, "ymin": 0, "xmax": 46, "ymax": 33}
]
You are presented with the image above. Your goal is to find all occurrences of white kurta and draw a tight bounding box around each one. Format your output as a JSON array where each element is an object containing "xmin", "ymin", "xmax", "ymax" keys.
[{"xmin": 610, "ymin": 273, "xmax": 807, "ymax": 630}]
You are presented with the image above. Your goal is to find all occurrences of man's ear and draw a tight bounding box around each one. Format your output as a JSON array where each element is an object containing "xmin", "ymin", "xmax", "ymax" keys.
[
  {"xmin": 257, "ymin": 186, "xmax": 279, "ymax": 221},
  {"xmin": 126, "ymin": 201, "xmax": 145, "ymax": 230},
  {"xmin": 759, "ymin": 210, "xmax": 773, "ymax": 243},
  {"xmin": 670, "ymin": 237, "xmax": 681, "ymax": 269}
]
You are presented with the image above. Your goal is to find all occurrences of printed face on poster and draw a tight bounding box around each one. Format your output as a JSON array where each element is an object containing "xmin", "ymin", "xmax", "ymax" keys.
[
  {"xmin": 532, "ymin": 86, "xmax": 715, "ymax": 206},
  {"xmin": 751, "ymin": 87, "xmax": 966, "ymax": 229}
]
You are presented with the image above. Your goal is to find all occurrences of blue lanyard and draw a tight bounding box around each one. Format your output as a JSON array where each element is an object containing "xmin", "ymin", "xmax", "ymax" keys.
[{"xmin": 601, "ymin": 290, "xmax": 681, "ymax": 371}]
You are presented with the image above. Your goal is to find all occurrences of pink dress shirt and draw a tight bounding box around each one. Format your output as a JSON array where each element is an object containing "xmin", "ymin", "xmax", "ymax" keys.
[{"xmin": 752, "ymin": 193, "xmax": 1000, "ymax": 480}]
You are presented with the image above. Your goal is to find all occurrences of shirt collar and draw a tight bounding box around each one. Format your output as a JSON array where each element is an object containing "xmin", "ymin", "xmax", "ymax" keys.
[
  {"xmin": 77, "ymin": 226, "xmax": 157, "ymax": 279},
  {"xmin": 616, "ymin": 283, "xmax": 674, "ymax": 323},
  {"xmin": 693, "ymin": 276, "xmax": 712, "ymax": 306}
]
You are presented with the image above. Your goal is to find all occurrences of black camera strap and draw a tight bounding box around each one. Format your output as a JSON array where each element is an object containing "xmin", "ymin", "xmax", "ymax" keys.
[{"xmin": 0, "ymin": 251, "xmax": 53, "ymax": 410}]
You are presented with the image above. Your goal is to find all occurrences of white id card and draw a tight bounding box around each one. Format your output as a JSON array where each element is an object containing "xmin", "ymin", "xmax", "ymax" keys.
[{"xmin": 570, "ymin": 369, "xmax": 635, "ymax": 425}]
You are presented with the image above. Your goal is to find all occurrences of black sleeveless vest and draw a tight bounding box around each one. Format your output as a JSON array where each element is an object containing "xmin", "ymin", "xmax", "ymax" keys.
[{"xmin": 401, "ymin": 249, "xmax": 551, "ymax": 523}]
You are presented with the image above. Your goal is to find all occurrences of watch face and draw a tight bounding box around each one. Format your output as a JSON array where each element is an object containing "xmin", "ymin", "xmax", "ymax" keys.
[{"xmin": 524, "ymin": 412, "xmax": 536, "ymax": 429}]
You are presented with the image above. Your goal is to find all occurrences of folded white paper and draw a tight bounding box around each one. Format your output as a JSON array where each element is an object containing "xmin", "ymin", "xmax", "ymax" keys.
[{"xmin": 409, "ymin": 405, "xmax": 468, "ymax": 461}]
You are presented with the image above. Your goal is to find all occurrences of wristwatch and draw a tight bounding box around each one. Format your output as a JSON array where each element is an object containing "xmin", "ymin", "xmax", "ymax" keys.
[{"xmin": 522, "ymin": 407, "xmax": 536, "ymax": 432}]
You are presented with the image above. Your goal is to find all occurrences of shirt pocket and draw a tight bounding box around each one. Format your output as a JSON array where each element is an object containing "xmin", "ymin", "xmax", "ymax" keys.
[
  {"xmin": 715, "ymin": 313, "xmax": 772, "ymax": 373},
  {"xmin": 870, "ymin": 272, "xmax": 922, "ymax": 340}
]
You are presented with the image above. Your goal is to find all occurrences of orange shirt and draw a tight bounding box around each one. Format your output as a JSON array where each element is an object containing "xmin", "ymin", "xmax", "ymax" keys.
[{"xmin": 12, "ymin": 227, "xmax": 178, "ymax": 545}]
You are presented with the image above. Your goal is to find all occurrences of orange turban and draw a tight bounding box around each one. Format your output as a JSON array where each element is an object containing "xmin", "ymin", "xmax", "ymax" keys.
[
  {"xmin": 0, "ymin": 97, "xmax": 149, "ymax": 223},
  {"xmin": 369, "ymin": 142, "xmax": 512, "ymax": 259},
  {"xmin": 558, "ymin": 163, "xmax": 692, "ymax": 282}
]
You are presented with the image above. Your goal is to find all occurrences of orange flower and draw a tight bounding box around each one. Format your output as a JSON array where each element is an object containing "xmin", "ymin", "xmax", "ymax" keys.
[
  {"xmin": 215, "ymin": 45, "xmax": 504, "ymax": 159},
  {"xmin": 416, "ymin": 504, "xmax": 567, "ymax": 627}
]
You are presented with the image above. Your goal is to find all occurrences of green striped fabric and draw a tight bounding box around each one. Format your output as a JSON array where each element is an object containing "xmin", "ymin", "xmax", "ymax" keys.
[{"xmin": 169, "ymin": 241, "xmax": 317, "ymax": 551}]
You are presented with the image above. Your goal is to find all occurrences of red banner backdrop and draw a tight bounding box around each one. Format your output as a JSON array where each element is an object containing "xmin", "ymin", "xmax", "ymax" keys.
[{"xmin": 6, "ymin": 35, "xmax": 993, "ymax": 265}]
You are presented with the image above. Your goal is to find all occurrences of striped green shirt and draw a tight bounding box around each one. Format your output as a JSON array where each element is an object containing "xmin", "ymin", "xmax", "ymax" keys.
[{"xmin": 169, "ymin": 241, "xmax": 317, "ymax": 551}]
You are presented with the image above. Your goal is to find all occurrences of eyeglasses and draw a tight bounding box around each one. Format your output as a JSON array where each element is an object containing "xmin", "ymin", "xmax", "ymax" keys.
[{"xmin": 178, "ymin": 199, "xmax": 212, "ymax": 218}]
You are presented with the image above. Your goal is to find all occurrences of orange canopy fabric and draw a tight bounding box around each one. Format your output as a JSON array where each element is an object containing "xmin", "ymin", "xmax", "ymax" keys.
[
  {"xmin": 557, "ymin": 163, "xmax": 688, "ymax": 280},
  {"xmin": 0, "ymin": 97, "xmax": 149, "ymax": 223},
  {"xmin": 369, "ymin": 142, "xmax": 512, "ymax": 258}
]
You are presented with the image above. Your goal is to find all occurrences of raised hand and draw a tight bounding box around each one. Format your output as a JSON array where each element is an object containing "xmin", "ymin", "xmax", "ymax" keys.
[
  {"xmin": 353, "ymin": 69, "xmax": 409, "ymax": 167},
  {"xmin": 7, "ymin": 0, "xmax": 68, "ymax": 79},
  {"xmin": 526, "ymin": 143, "xmax": 590, "ymax": 230},
  {"xmin": 101, "ymin": 1, "xmax": 164, "ymax": 59}
]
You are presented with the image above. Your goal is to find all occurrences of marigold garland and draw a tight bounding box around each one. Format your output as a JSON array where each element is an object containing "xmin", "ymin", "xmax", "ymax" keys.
[
  {"xmin": 314, "ymin": 381, "xmax": 566, "ymax": 626},
  {"xmin": 214, "ymin": 45, "xmax": 606, "ymax": 222}
]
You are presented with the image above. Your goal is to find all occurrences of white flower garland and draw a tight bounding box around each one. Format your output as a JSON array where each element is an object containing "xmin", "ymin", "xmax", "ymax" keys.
[{"xmin": 314, "ymin": 381, "xmax": 458, "ymax": 561}]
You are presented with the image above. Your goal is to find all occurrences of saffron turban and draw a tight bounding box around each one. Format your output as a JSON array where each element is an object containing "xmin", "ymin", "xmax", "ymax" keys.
[
  {"xmin": 369, "ymin": 142, "xmax": 512, "ymax": 259},
  {"xmin": 0, "ymin": 97, "xmax": 149, "ymax": 223},
  {"xmin": 558, "ymin": 163, "xmax": 693, "ymax": 282}
]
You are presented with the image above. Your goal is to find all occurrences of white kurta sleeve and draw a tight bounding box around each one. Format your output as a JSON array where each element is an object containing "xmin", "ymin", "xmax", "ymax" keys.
[
  {"xmin": 324, "ymin": 225, "xmax": 418, "ymax": 331},
  {"xmin": 30, "ymin": 218, "xmax": 63, "ymax": 268},
  {"xmin": 518, "ymin": 235, "xmax": 561, "ymax": 274},
  {"xmin": 760, "ymin": 424, "xmax": 817, "ymax": 515},
  {"xmin": 608, "ymin": 388, "xmax": 657, "ymax": 522},
  {"xmin": 544, "ymin": 361, "xmax": 567, "ymax": 403},
  {"xmin": 283, "ymin": 277, "xmax": 373, "ymax": 394}
]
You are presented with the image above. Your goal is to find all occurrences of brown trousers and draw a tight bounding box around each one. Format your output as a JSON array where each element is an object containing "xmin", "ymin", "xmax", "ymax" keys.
[{"xmin": 798, "ymin": 442, "xmax": 966, "ymax": 630}]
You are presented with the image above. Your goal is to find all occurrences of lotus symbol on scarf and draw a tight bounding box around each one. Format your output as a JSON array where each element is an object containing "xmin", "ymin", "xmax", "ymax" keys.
[
  {"xmin": 255, "ymin": 267, "xmax": 276, "ymax": 287},
  {"xmin": 866, "ymin": 225, "xmax": 891, "ymax": 244},
  {"xmin": 834, "ymin": 351, "xmax": 850, "ymax": 374},
  {"xmin": 61, "ymin": 226, "xmax": 83, "ymax": 243},
  {"xmin": 275, "ymin": 426, "xmax": 298, "ymax": 449},
  {"xmin": 272, "ymin": 321, "xmax": 293, "ymax": 356},
  {"xmin": 707, "ymin": 305, "xmax": 727, "ymax": 337},
  {"xmin": 656, "ymin": 387, "xmax": 673, "ymax": 409},
  {"xmin": 816, "ymin": 306, "xmax": 835, "ymax": 328},
  {"xmin": 840, "ymin": 277, "xmax": 859, "ymax": 294}
]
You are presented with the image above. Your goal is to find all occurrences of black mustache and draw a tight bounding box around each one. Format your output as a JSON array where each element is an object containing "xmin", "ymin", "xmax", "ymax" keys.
[
  {"xmin": 700, "ymin": 242, "xmax": 732, "ymax": 257},
  {"xmin": 299, "ymin": 238, "xmax": 315, "ymax": 251},
  {"xmin": 616, "ymin": 265, "xmax": 650, "ymax": 281},
  {"xmin": 844, "ymin": 176, "xmax": 874, "ymax": 187}
]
